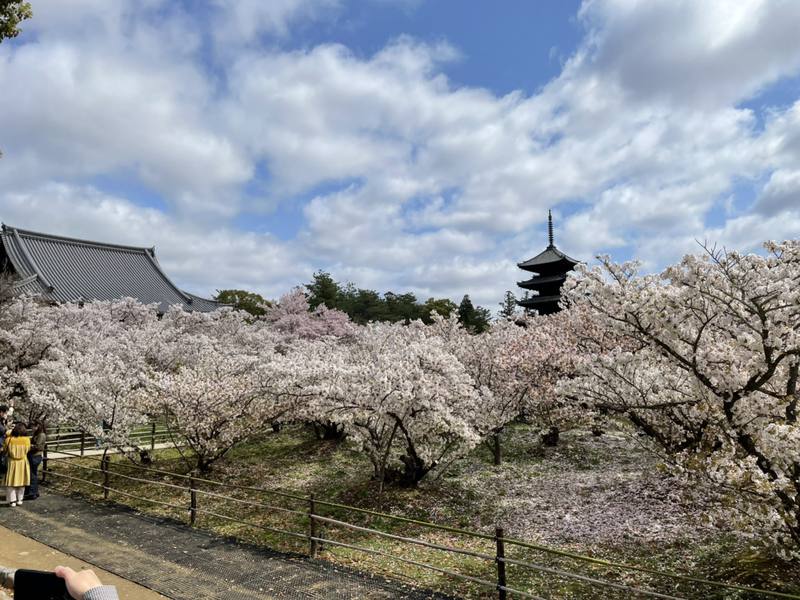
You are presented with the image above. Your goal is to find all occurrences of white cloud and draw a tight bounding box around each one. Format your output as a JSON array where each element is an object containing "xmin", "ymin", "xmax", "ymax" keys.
[
  {"xmin": 210, "ymin": 0, "xmax": 341, "ymax": 43},
  {"xmin": 2, "ymin": 0, "xmax": 800, "ymax": 308},
  {"xmin": 0, "ymin": 183, "xmax": 306, "ymax": 299},
  {"xmin": 754, "ymin": 170, "xmax": 800, "ymax": 216},
  {"xmin": 577, "ymin": 0, "xmax": 800, "ymax": 107},
  {"xmin": 0, "ymin": 7, "xmax": 250, "ymax": 216}
]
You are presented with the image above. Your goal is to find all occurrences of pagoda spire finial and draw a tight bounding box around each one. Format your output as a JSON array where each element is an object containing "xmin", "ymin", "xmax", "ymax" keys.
[{"xmin": 547, "ymin": 210, "xmax": 554, "ymax": 247}]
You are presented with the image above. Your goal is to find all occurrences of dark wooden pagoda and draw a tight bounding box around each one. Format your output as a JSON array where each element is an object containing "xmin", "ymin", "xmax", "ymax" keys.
[{"xmin": 516, "ymin": 211, "xmax": 579, "ymax": 315}]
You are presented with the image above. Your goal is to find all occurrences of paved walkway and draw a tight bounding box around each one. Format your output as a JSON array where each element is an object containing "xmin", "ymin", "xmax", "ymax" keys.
[
  {"xmin": 0, "ymin": 493, "xmax": 446, "ymax": 599},
  {"xmin": 0, "ymin": 524, "xmax": 167, "ymax": 599},
  {"xmin": 46, "ymin": 441, "xmax": 176, "ymax": 459}
]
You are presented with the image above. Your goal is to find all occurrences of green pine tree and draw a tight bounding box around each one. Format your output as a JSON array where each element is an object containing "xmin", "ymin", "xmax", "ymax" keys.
[{"xmin": 497, "ymin": 290, "xmax": 517, "ymax": 319}]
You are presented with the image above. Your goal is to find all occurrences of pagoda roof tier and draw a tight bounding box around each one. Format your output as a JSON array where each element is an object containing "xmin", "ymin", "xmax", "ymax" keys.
[
  {"xmin": 1, "ymin": 224, "xmax": 221, "ymax": 312},
  {"xmin": 517, "ymin": 245, "xmax": 580, "ymax": 272},
  {"xmin": 517, "ymin": 294, "xmax": 561, "ymax": 308},
  {"xmin": 518, "ymin": 294, "xmax": 561, "ymax": 307},
  {"xmin": 517, "ymin": 273, "xmax": 568, "ymax": 289}
]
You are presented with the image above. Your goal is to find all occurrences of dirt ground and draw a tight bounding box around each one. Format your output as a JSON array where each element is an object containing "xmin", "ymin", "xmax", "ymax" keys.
[{"xmin": 0, "ymin": 524, "xmax": 167, "ymax": 599}]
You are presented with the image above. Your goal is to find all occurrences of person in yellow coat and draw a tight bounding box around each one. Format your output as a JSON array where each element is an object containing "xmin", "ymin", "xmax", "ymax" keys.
[{"xmin": 4, "ymin": 423, "xmax": 31, "ymax": 507}]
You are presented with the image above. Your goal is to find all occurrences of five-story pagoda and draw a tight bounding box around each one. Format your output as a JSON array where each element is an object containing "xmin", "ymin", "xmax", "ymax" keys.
[{"xmin": 516, "ymin": 211, "xmax": 579, "ymax": 315}]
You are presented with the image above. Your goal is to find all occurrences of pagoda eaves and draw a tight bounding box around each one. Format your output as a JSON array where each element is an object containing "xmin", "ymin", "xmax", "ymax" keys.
[{"xmin": 516, "ymin": 211, "xmax": 580, "ymax": 315}]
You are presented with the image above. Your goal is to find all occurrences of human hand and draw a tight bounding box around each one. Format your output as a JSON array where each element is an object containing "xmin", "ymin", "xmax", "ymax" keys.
[{"xmin": 54, "ymin": 566, "xmax": 103, "ymax": 599}]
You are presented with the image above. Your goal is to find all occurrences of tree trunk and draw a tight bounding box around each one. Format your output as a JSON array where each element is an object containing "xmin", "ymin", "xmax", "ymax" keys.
[
  {"xmin": 196, "ymin": 457, "xmax": 214, "ymax": 474},
  {"xmin": 138, "ymin": 449, "xmax": 152, "ymax": 465},
  {"xmin": 384, "ymin": 454, "xmax": 430, "ymax": 487},
  {"xmin": 542, "ymin": 426, "xmax": 559, "ymax": 447},
  {"xmin": 312, "ymin": 421, "xmax": 346, "ymax": 441},
  {"xmin": 493, "ymin": 432, "xmax": 502, "ymax": 466}
]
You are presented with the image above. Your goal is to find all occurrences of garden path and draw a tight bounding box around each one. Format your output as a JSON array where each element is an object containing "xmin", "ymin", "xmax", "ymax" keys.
[
  {"xmin": 46, "ymin": 441, "xmax": 176, "ymax": 459},
  {"xmin": 0, "ymin": 493, "xmax": 446, "ymax": 599},
  {"xmin": 0, "ymin": 523, "xmax": 167, "ymax": 599}
]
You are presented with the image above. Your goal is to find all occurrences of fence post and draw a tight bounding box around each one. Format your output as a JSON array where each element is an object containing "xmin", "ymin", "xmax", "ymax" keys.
[
  {"xmin": 495, "ymin": 526, "xmax": 507, "ymax": 600},
  {"xmin": 189, "ymin": 477, "xmax": 197, "ymax": 526},
  {"xmin": 102, "ymin": 455, "xmax": 110, "ymax": 500},
  {"xmin": 80, "ymin": 432, "xmax": 86, "ymax": 456},
  {"xmin": 150, "ymin": 422, "xmax": 156, "ymax": 451},
  {"xmin": 308, "ymin": 494, "xmax": 318, "ymax": 558},
  {"xmin": 54, "ymin": 426, "xmax": 61, "ymax": 452},
  {"xmin": 41, "ymin": 445, "xmax": 48, "ymax": 484}
]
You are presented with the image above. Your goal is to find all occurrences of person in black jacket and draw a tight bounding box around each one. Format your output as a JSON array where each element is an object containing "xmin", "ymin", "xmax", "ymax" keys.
[{"xmin": 24, "ymin": 421, "xmax": 46, "ymax": 500}]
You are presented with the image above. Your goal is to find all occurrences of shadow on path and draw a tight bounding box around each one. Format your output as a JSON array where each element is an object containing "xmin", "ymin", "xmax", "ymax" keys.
[{"xmin": 0, "ymin": 493, "xmax": 450, "ymax": 600}]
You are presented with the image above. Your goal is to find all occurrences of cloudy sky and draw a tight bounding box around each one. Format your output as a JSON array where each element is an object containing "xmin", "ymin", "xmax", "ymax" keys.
[{"xmin": 1, "ymin": 0, "xmax": 800, "ymax": 308}]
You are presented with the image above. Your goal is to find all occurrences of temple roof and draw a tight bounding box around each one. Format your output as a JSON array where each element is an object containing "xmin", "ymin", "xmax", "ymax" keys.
[
  {"xmin": 517, "ymin": 245, "xmax": 580, "ymax": 270},
  {"xmin": 518, "ymin": 294, "xmax": 561, "ymax": 307},
  {"xmin": 517, "ymin": 210, "xmax": 580, "ymax": 271},
  {"xmin": 517, "ymin": 273, "xmax": 568, "ymax": 288},
  {"xmin": 1, "ymin": 224, "xmax": 221, "ymax": 312}
]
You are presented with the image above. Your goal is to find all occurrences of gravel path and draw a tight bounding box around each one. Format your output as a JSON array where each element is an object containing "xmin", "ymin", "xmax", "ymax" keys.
[{"xmin": 0, "ymin": 493, "xmax": 448, "ymax": 600}]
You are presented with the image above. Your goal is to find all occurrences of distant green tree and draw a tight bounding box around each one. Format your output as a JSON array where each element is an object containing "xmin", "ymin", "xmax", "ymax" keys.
[
  {"xmin": 472, "ymin": 305, "xmax": 492, "ymax": 333},
  {"xmin": 303, "ymin": 271, "xmax": 484, "ymax": 327},
  {"xmin": 306, "ymin": 271, "xmax": 342, "ymax": 310},
  {"xmin": 458, "ymin": 294, "xmax": 491, "ymax": 333},
  {"xmin": 458, "ymin": 294, "xmax": 476, "ymax": 328},
  {"xmin": 348, "ymin": 288, "xmax": 384, "ymax": 324},
  {"xmin": 497, "ymin": 290, "xmax": 518, "ymax": 319},
  {"xmin": 519, "ymin": 290, "xmax": 534, "ymax": 317},
  {"xmin": 384, "ymin": 291, "xmax": 423, "ymax": 323},
  {"xmin": 421, "ymin": 297, "xmax": 458, "ymax": 323},
  {"xmin": 0, "ymin": 0, "xmax": 31, "ymax": 43},
  {"xmin": 215, "ymin": 289, "xmax": 270, "ymax": 317}
]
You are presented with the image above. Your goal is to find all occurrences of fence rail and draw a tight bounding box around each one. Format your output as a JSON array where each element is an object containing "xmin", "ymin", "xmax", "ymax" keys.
[
  {"xmin": 42, "ymin": 446, "xmax": 800, "ymax": 600},
  {"xmin": 46, "ymin": 422, "xmax": 173, "ymax": 455}
]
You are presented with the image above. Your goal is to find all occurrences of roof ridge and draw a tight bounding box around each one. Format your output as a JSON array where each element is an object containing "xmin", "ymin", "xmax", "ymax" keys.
[
  {"xmin": 141, "ymin": 248, "xmax": 192, "ymax": 304},
  {"xmin": 8, "ymin": 227, "xmax": 55, "ymax": 292},
  {"xmin": 2, "ymin": 224, "xmax": 153, "ymax": 255},
  {"xmin": 517, "ymin": 244, "xmax": 580, "ymax": 269},
  {"xmin": 1, "ymin": 223, "xmax": 219, "ymax": 311}
]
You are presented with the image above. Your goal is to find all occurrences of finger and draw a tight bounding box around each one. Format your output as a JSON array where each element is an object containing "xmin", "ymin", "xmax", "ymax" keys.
[{"xmin": 54, "ymin": 566, "xmax": 75, "ymax": 579}]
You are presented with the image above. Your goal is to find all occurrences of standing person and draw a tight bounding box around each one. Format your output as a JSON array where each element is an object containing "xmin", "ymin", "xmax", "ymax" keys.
[
  {"xmin": 0, "ymin": 406, "xmax": 8, "ymax": 477},
  {"xmin": 25, "ymin": 422, "xmax": 46, "ymax": 500},
  {"xmin": 0, "ymin": 406, "xmax": 8, "ymax": 439},
  {"xmin": 3, "ymin": 423, "xmax": 30, "ymax": 507}
]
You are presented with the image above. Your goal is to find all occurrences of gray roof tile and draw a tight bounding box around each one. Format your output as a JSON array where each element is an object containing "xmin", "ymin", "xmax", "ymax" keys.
[
  {"xmin": 1, "ymin": 224, "xmax": 220, "ymax": 312},
  {"xmin": 517, "ymin": 245, "xmax": 580, "ymax": 270}
]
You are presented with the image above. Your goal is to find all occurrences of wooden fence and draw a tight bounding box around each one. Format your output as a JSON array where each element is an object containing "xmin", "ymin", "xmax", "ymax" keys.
[
  {"xmin": 41, "ymin": 447, "xmax": 800, "ymax": 600},
  {"xmin": 47, "ymin": 422, "xmax": 173, "ymax": 455}
]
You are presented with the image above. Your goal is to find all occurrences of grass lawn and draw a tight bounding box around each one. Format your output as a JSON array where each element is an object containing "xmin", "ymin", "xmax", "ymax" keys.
[{"xmin": 45, "ymin": 423, "xmax": 800, "ymax": 599}]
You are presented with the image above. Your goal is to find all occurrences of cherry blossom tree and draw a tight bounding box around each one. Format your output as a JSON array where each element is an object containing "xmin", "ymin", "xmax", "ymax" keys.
[
  {"xmin": 561, "ymin": 241, "xmax": 800, "ymax": 555},
  {"xmin": 154, "ymin": 304, "xmax": 269, "ymax": 369},
  {"xmin": 0, "ymin": 294, "xmax": 61, "ymax": 419},
  {"xmin": 425, "ymin": 314, "xmax": 529, "ymax": 465},
  {"xmin": 303, "ymin": 322, "xmax": 486, "ymax": 488},
  {"xmin": 21, "ymin": 299, "xmax": 159, "ymax": 452},
  {"xmin": 513, "ymin": 305, "xmax": 613, "ymax": 448},
  {"xmin": 146, "ymin": 309, "xmax": 301, "ymax": 473},
  {"xmin": 146, "ymin": 343, "xmax": 297, "ymax": 473},
  {"xmin": 264, "ymin": 288, "xmax": 354, "ymax": 341},
  {"xmin": 264, "ymin": 288, "xmax": 355, "ymax": 439}
]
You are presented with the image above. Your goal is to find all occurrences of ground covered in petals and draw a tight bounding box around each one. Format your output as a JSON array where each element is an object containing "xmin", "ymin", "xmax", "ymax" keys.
[
  {"xmin": 444, "ymin": 427, "xmax": 715, "ymax": 546},
  {"xmin": 50, "ymin": 423, "xmax": 800, "ymax": 599}
]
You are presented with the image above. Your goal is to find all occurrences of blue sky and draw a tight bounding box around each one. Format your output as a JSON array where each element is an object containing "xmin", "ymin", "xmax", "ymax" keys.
[
  {"xmin": 293, "ymin": 1, "xmax": 585, "ymax": 94},
  {"xmin": 1, "ymin": 0, "xmax": 799, "ymax": 308}
]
